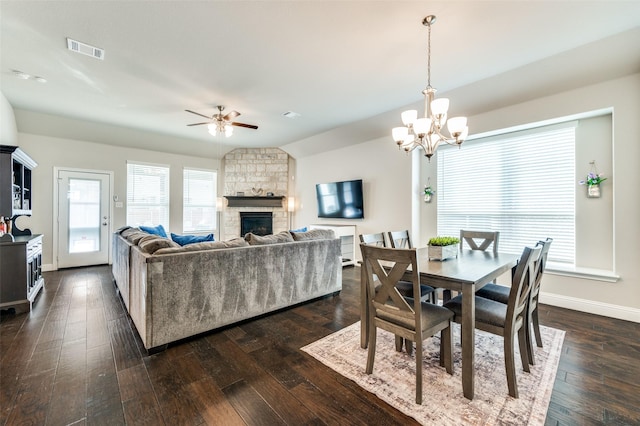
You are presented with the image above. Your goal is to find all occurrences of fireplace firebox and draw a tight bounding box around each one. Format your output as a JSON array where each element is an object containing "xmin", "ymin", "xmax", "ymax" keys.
[{"xmin": 240, "ymin": 212, "xmax": 273, "ymax": 236}]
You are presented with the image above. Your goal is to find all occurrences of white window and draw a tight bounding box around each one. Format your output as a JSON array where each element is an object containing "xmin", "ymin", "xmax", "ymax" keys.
[
  {"xmin": 183, "ymin": 168, "xmax": 217, "ymax": 233},
  {"xmin": 126, "ymin": 162, "xmax": 170, "ymax": 230},
  {"xmin": 436, "ymin": 123, "xmax": 576, "ymax": 264}
]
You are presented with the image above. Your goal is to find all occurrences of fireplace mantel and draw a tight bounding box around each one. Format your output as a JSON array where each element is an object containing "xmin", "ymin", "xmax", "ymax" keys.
[{"xmin": 224, "ymin": 196, "xmax": 285, "ymax": 208}]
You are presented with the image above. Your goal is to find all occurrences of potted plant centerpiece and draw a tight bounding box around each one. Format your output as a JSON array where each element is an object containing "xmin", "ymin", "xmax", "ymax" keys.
[{"xmin": 428, "ymin": 236, "xmax": 460, "ymax": 261}]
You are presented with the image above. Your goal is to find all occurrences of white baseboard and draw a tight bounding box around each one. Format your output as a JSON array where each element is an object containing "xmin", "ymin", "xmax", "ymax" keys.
[
  {"xmin": 540, "ymin": 292, "xmax": 640, "ymax": 323},
  {"xmin": 43, "ymin": 264, "xmax": 55, "ymax": 272}
]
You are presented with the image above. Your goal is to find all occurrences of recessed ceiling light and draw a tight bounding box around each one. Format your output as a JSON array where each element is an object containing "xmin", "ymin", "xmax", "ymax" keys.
[
  {"xmin": 33, "ymin": 76, "xmax": 47, "ymax": 83},
  {"xmin": 282, "ymin": 111, "xmax": 301, "ymax": 119},
  {"xmin": 11, "ymin": 69, "xmax": 30, "ymax": 79}
]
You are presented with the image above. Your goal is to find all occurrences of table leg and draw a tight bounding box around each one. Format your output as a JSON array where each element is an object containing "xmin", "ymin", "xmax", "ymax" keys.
[
  {"xmin": 360, "ymin": 264, "xmax": 369, "ymax": 349},
  {"xmin": 461, "ymin": 284, "xmax": 475, "ymax": 400}
]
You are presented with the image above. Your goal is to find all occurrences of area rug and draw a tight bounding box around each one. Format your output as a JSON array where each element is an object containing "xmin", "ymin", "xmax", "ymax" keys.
[{"xmin": 301, "ymin": 322, "xmax": 565, "ymax": 425}]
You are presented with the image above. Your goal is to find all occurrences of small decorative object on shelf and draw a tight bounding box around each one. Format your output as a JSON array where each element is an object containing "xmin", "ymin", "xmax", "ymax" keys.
[
  {"xmin": 251, "ymin": 187, "xmax": 263, "ymax": 196},
  {"xmin": 579, "ymin": 160, "xmax": 607, "ymax": 198},
  {"xmin": 427, "ymin": 236, "xmax": 460, "ymax": 261}
]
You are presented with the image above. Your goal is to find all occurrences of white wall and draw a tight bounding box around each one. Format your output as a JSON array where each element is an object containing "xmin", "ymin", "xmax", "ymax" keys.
[
  {"xmin": 16, "ymin": 133, "xmax": 220, "ymax": 267},
  {"xmin": 293, "ymin": 137, "xmax": 412, "ymax": 240},
  {"xmin": 294, "ymin": 73, "xmax": 640, "ymax": 322},
  {"xmin": 0, "ymin": 91, "xmax": 18, "ymax": 145}
]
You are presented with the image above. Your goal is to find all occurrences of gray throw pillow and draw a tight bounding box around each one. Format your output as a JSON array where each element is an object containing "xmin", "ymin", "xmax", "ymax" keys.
[
  {"xmin": 245, "ymin": 231, "xmax": 294, "ymax": 245},
  {"xmin": 290, "ymin": 229, "xmax": 336, "ymax": 241},
  {"xmin": 138, "ymin": 237, "xmax": 180, "ymax": 254}
]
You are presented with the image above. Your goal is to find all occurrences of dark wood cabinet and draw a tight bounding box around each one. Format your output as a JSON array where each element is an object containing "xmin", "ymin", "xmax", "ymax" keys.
[
  {"xmin": 0, "ymin": 145, "xmax": 43, "ymax": 312},
  {"xmin": 1, "ymin": 144, "xmax": 36, "ymax": 218},
  {"xmin": 0, "ymin": 234, "xmax": 44, "ymax": 312}
]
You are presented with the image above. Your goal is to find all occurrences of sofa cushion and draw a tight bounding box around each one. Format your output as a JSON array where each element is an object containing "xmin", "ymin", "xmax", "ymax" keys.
[
  {"xmin": 291, "ymin": 229, "xmax": 336, "ymax": 241},
  {"xmin": 139, "ymin": 224, "xmax": 168, "ymax": 238},
  {"xmin": 125, "ymin": 231, "xmax": 149, "ymax": 245},
  {"xmin": 139, "ymin": 236, "xmax": 180, "ymax": 254},
  {"xmin": 171, "ymin": 233, "xmax": 214, "ymax": 246},
  {"xmin": 154, "ymin": 237, "xmax": 249, "ymax": 255},
  {"xmin": 245, "ymin": 231, "xmax": 294, "ymax": 245}
]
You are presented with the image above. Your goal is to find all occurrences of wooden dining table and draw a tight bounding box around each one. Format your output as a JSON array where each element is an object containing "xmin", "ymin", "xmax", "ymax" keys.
[{"xmin": 360, "ymin": 247, "xmax": 520, "ymax": 400}]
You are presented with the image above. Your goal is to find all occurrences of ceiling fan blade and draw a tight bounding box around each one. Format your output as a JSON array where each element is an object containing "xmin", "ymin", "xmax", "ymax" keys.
[
  {"xmin": 231, "ymin": 122, "xmax": 258, "ymax": 130},
  {"xmin": 223, "ymin": 110, "xmax": 241, "ymax": 121},
  {"xmin": 185, "ymin": 109, "xmax": 213, "ymax": 120},
  {"xmin": 187, "ymin": 122, "xmax": 210, "ymax": 126}
]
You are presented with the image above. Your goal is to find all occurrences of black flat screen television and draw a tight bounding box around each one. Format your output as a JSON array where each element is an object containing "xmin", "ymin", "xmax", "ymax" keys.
[{"xmin": 315, "ymin": 179, "xmax": 364, "ymax": 219}]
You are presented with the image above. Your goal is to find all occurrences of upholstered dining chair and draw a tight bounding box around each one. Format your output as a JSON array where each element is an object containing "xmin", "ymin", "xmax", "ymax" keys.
[
  {"xmin": 359, "ymin": 233, "xmax": 437, "ymax": 352},
  {"xmin": 476, "ymin": 238, "xmax": 552, "ymax": 365},
  {"xmin": 360, "ymin": 244, "xmax": 454, "ymax": 404},
  {"xmin": 444, "ymin": 244, "xmax": 542, "ymax": 398}
]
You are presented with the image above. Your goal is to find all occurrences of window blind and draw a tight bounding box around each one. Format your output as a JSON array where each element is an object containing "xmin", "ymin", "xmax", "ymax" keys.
[
  {"xmin": 436, "ymin": 124, "xmax": 576, "ymax": 264},
  {"xmin": 183, "ymin": 168, "xmax": 217, "ymax": 233},
  {"xmin": 126, "ymin": 162, "xmax": 170, "ymax": 230}
]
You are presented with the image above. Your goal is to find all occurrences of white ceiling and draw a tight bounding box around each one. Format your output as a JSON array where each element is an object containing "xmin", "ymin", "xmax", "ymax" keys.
[{"xmin": 1, "ymin": 1, "xmax": 639, "ymax": 159}]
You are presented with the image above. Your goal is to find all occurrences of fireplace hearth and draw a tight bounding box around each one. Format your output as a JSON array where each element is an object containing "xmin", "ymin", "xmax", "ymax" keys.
[{"xmin": 240, "ymin": 212, "xmax": 273, "ymax": 237}]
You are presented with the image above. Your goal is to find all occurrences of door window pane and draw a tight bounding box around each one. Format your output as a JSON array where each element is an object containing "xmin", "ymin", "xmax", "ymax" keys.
[{"xmin": 68, "ymin": 178, "xmax": 101, "ymax": 253}]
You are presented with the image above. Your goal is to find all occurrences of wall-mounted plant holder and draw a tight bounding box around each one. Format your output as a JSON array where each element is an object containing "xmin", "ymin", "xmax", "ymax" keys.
[
  {"xmin": 587, "ymin": 184, "xmax": 601, "ymax": 198},
  {"xmin": 579, "ymin": 160, "xmax": 606, "ymax": 199},
  {"xmin": 423, "ymin": 177, "xmax": 435, "ymax": 203}
]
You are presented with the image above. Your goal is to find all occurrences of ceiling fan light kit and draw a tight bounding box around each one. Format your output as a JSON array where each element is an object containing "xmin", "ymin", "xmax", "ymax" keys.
[
  {"xmin": 186, "ymin": 105, "xmax": 258, "ymax": 138},
  {"xmin": 392, "ymin": 15, "xmax": 469, "ymax": 161}
]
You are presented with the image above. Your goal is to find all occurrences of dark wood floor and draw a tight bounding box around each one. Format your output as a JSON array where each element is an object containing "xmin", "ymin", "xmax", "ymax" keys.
[{"xmin": 1, "ymin": 266, "xmax": 639, "ymax": 425}]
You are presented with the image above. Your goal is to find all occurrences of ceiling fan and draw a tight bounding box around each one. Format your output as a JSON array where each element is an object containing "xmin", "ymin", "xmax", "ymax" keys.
[{"xmin": 185, "ymin": 105, "xmax": 258, "ymax": 137}]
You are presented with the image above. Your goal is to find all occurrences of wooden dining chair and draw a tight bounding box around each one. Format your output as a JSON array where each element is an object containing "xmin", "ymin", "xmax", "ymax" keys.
[
  {"xmin": 459, "ymin": 230, "xmax": 500, "ymax": 256},
  {"xmin": 388, "ymin": 230, "xmax": 438, "ymax": 304},
  {"xmin": 444, "ymin": 244, "xmax": 542, "ymax": 398},
  {"xmin": 359, "ymin": 233, "xmax": 435, "ymax": 305},
  {"xmin": 359, "ymin": 232, "xmax": 387, "ymax": 247},
  {"xmin": 359, "ymin": 233, "xmax": 437, "ymax": 352},
  {"xmin": 387, "ymin": 230, "xmax": 412, "ymax": 249},
  {"xmin": 475, "ymin": 238, "xmax": 552, "ymax": 365},
  {"xmin": 360, "ymin": 244, "xmax": 454, "ymax": 404}
]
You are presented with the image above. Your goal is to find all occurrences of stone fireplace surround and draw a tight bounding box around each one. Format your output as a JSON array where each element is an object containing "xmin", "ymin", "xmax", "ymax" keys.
[{"xmin": 222, "ymin": 148, "xmax": 292, "ymax": 239}]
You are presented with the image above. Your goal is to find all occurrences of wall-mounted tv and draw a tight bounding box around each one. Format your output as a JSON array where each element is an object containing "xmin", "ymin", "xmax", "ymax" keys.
[{"xmin": 315, "ymin": 179, "xmax": 364, "ymax": 219}]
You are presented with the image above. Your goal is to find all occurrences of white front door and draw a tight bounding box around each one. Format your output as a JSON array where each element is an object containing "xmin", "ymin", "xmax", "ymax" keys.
[{"xmin": 57, "ymin": 169, "xmax": 111, "ymax": 268}]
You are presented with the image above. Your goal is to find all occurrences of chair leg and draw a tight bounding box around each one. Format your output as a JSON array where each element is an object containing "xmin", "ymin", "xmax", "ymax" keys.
[
  {"xmin": 442, "ymin": 289, "xmax": 452, "ymax": 303},
  {"xmin": 518, "ymin": 326, "xmax": 530, "ymax": 373},
  {"xmin": 416, "ymin": 338, "xmax": 423, "ymax": 404},
  {"xmin": 405, "ymin": 339, "xmax": 414, "ymax": 356},
  {"xmin": 441, "ymin": 325, "xmax": 453, "ymax": 374},
  {"xmin": 504, "ymin": 332, "xmax": 519, "ymax": 398},
  {"xmin": 365, "ymin": 323, "xmax": 377, "ymax": 374},
  {"xmin": 525, "ymin": 308, "xmax": 536, "ymax": 366},
  {"xmin": 395, "ymin": 335, "xmax": 403, "ymax": 352},
  {"xmin": 532, "ymin": 307, "xmax": 543, "ymax": 348}
]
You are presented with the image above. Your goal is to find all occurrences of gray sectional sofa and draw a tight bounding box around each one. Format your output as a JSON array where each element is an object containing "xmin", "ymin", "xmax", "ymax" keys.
[{"xmin": 112, "ymin": 227, "xmax": 342, "ymax": 352}]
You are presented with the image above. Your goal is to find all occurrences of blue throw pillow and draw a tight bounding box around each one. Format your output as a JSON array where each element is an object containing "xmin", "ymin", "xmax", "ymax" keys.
[
  {"xmin": 290, "ymin": 226, "xmax": 308, "ymax": 233},
  {"xmin": 139, "ymin": 224, "xmax": 168, "ymax": 238},
  {"xmin": 171, "ymin": 233, "xmax": 215, "ymax": 246}
]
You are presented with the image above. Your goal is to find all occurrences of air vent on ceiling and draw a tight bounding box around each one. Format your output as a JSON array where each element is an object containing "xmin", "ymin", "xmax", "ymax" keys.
[
  {"xmin": 66, "ymin": 38, "xmax": 104, "ymax": 60},
  {"xmin": 282, "ymin": 111, "xmax": 301, "ymax": 119}
]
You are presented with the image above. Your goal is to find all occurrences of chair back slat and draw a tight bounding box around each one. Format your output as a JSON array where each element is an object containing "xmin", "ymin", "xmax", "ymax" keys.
[
  {"xmin": 388, "ymin": 230, "xmax": 412, "ymax": 249},
  {"xmin": 460, "ymin": 230, "xmax": 500, "ymax": 255},
  {"xmin": 506, "ymin": 245, "xmax": 542, "ymax": 330},
  {"xmin": 359, "ymin": 232, "xmax": 387, "ymax": 247},
  {"xmin": 360, "ymin": 244, "xmax": 421, "ymax": 328}
]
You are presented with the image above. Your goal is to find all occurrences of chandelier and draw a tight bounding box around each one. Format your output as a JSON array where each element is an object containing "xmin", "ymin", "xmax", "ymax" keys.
[{"xmin": 392, "ymin": 15, "xmax": 468, "ymax": 160}]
